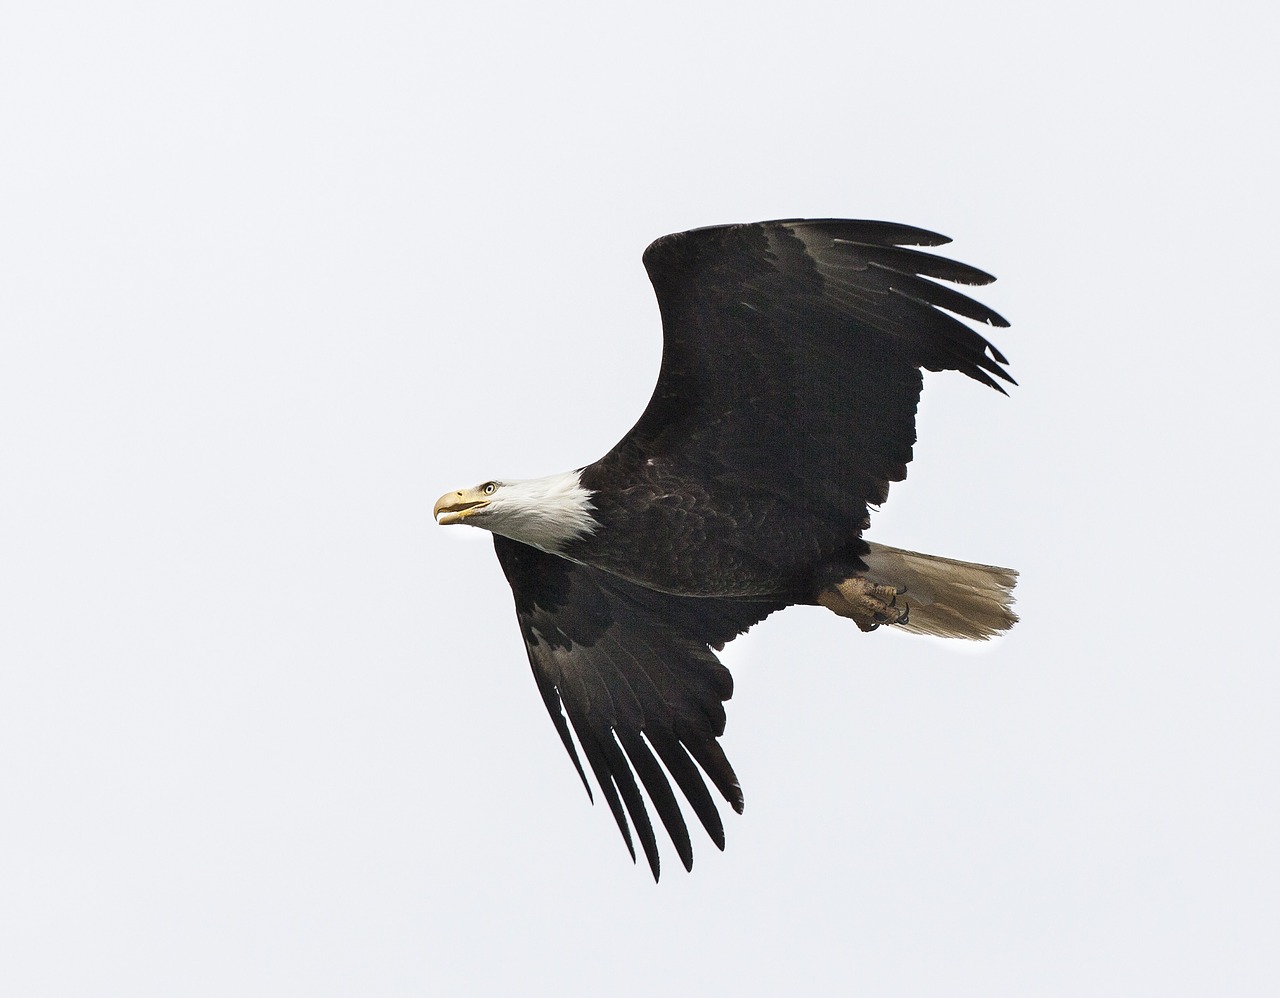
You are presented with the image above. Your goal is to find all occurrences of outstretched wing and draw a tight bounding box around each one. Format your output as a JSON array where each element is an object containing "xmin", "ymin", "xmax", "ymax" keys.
[
  {"xmin": 493, "ymin": 534, "xmax": 784, "ymax": 880},
  {"xmin": 585, "ymin": 219, "xmax": 1012, "ymax": 588}
]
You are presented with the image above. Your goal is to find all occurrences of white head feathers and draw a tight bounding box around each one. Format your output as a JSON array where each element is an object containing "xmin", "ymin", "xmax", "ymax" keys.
[{"xmin": 470, "ymin": 470, "xmax": 597, "ymax": 553}]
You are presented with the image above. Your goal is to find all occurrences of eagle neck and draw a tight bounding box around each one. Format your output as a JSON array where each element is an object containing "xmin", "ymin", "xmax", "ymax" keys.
[{"xmin": 492, "ymin": 470, "xmax": 598, "ymax": 555}]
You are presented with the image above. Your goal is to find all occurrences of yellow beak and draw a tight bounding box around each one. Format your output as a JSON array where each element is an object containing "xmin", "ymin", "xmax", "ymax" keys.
[{"xmin": 434, "ymin": 487, "xmax": 491, "ymax": 525}]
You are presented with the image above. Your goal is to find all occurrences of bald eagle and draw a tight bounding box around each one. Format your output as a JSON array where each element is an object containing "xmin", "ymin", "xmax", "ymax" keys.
[{"xmin": 434, "ymin": 219, "xmax": 1018, "ymax": 879}]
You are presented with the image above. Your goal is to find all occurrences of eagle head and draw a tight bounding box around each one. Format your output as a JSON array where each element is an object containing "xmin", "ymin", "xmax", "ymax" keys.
[{"xmin": 433, "ymin": 472, "xmax": 598, "ymax": 553}]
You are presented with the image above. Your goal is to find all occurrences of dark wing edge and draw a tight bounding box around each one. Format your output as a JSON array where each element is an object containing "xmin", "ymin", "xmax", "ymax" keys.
[
  {"xmin": 643, "ymin": 217, "xmax": 1015, "ymax": 393},
  {"xmin": 493, "ymin": 535, "xmax": 784, "ymax": 880}
]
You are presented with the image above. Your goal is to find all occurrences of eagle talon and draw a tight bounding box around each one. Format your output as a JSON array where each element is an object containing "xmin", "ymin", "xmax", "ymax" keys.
[{"xmin": 818, "ymin": 576, "xmax": 912, "ymax": 632}]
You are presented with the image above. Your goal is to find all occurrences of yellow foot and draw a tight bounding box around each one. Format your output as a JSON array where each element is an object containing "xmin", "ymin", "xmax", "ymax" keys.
[{"xmin": 817, "ymin": 577, "xmax": 910, "ymax": 633}]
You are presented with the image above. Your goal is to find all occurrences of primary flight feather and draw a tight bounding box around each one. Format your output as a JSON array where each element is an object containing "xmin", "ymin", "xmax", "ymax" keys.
[{"xmin": 434, "ymin": 219, "xmax": 1018, "ymax": 879}]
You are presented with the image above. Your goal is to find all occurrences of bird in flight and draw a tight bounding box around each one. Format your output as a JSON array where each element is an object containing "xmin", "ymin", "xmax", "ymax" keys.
[{"xmin": 435, "ymin": 219, "xmax": 1018, "ymax": 879}]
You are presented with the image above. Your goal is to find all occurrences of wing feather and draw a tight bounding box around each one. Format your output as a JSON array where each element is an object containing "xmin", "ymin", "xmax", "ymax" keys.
[
  {"xmin": 494, "ymin": 535, "xmax": 781, "ymax": 879},
  {"xmin": 575, "ymin": 219, "xmax": 1013, "ymax": 595}
]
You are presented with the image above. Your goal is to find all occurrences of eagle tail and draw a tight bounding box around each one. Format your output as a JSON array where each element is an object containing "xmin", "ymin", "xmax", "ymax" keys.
[{"xmin": 856, "ymin": 542, "xmax": 1019, "ymax": 640}]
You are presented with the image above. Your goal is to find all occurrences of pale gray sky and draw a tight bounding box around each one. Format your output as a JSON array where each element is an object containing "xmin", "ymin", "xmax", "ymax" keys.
[{"xmin": 3, "ymin": 2, "xmax": 1278, "ymax": 995}]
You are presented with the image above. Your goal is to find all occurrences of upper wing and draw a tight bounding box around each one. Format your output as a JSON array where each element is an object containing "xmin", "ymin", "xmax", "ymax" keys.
[
  {"xmin": 493, "ymin": 534, "xmax": 785, "ymax": 880},
  {"xmin": 592, "ymin": 219, "xmax": 1012, "ymax": 574}
]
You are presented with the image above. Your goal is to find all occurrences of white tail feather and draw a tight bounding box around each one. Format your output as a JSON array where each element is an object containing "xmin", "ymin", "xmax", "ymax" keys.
[{"xmin": 860, "ymin": 542, "xmax": 1019, "ymax": 640}]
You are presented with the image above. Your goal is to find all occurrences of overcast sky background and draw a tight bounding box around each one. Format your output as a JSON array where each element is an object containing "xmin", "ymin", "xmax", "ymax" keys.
[{"xmin": 3, "ymin": 2, "xmax": 1278, "ymax": 995}]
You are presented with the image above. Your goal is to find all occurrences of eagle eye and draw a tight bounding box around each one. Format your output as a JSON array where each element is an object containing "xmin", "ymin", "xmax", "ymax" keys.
[{"xmin": 482, "ymin": 482, "xmax": 497, "ymax": 495}]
